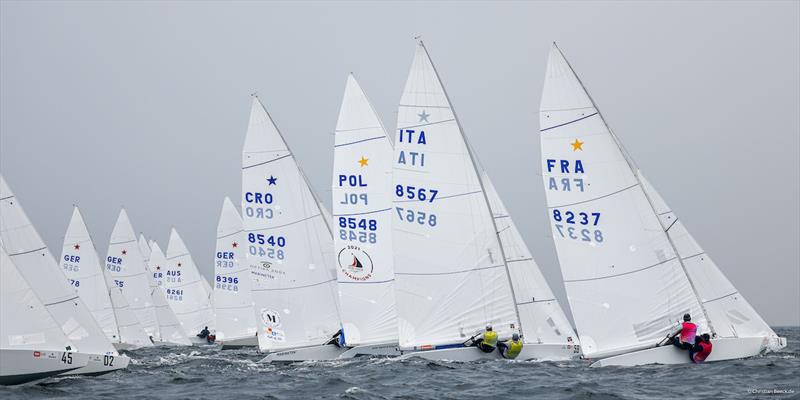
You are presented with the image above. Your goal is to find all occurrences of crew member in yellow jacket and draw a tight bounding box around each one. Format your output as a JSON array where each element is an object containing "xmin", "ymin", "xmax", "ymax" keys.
[
  {"xmin": 472, "ymin": 325, "xmax": 498, "ymax": 353},
  {"xmin": 497, "ymin": 333, "xmax": 524, "ymax": 359}
]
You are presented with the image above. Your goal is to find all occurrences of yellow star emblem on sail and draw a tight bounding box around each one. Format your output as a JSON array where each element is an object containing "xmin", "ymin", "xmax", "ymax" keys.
[
  {"xmin": 358, "ymin": 156, "xmax": 369, "ymax": 167},
  {"xmin": 571, "ymin": 139, "xmax": 584, "ymax": 151}
]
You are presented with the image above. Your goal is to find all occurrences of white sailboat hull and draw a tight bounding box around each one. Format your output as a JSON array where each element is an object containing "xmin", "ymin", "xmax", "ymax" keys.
[
  {"xmin": 589, "ymin": 336, "xmax": 782, "ymax": 367},
  {"xmin": 398, "ymin": 343, "xmax": 581, "ymax": 362},
  {"xmin": 60, "ymin": 353, "xmax": 130, "ymax": 376},
  {"xmin": 260, "ymin": 344, "xmax": 348, "ymax": 362},
  {"xmin": 337, "ymin": 342, "xmax": 401, "ymax": 359},
  {"xmin": 221, "ymin": 336, "xmax": 258, "ymax": 349},
  {"xmin": 0, "ymin": 350, "xmax": 89, "ymax": 385}
]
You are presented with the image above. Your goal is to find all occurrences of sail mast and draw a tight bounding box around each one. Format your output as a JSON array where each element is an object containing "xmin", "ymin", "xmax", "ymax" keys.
[
  {"xmin": 551, "ymin": 43, "xmax": 715, "ymax": 336},
  {"xmin": 419, "ymin": 41, "xmax": 524, "ymax": 336}
]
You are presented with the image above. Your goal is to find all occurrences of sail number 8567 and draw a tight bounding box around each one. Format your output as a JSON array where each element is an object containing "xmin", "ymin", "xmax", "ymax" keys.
[{"xmin": 395, "ymin": 207, "xmax": 437, "ymax": 227}]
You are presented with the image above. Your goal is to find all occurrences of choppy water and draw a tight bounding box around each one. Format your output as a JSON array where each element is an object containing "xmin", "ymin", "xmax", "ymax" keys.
[{"xmin": 2, "ymin": 327, "xmax": 798, "ymax": 400}]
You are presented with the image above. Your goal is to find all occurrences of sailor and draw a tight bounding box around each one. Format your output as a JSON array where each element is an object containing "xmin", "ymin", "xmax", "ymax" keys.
[
  {"xmin": 497, "ymin": 333, "xmax": 524, "ymax": 359},
  {"xmin": 197, "ymin": 326, "xmax": 210, "ymax": 339},
  {"xmin": 690, "ymin": 333, "xmax": 713, "ymax": 363},
  {"xmin": 669, "ymin": 313, "xmax": 697, "ymax": 348},
  {"xmin": 472, "ymin": 325, "xmax": 498, "ymax": 353},
  {"xmin": 326, "ymin": 328, "xmax": 346, "ymax": 348}
]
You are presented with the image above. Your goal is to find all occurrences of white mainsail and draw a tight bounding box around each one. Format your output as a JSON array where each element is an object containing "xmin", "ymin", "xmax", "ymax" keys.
[
  {"xmin": 392, "ymin": 42, "xmax": 519, "ymax": 349},
  {"xmin": 105, "ymin": 209, "xmax": 160, "ymax": 340},
  {"xmin": 146, "ymin": 242, "xmax": 192, "ymax": 346},
  {"xmin": 481, "ymin": 174, "xmax": 579, "ymax": 347},
  {"xmin": 213, "ymin": 197, "xmax": 258, "ymax": 343},
  {"xmin": 0, "ymin": 175, "xmax": 120, "ymax": 358},
  {"xmin": 538, "ymin": 43, "xmax": 781, "ymax": 359},
  {"xmin": 242, "ymin": 97, "xmax": 341, "ymax": 351},
  {"xmin": 164, "ymin": 228, "xmax": 214, "ymax": 339},
  {"xmin": 59, "ymin": 206, "xmax": 122, "ymax": 344},
  {"xmin": 332, "ymin": 74, "xmax": 398, "ymax": 347},
  {"xmin": 1, "ymin": 247, "xmax": 85, "ymax": 383}
]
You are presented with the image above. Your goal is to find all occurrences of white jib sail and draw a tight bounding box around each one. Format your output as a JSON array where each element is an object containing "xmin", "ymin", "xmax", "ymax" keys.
[
  {"xmin": 539, "ymin": 43, "xmax": 711, "ymax": 359},
  {"xmin": 2, "ymin": 246, "xmax": 76, "ymax": 353},
  {"xmin": 59, "ymin": 206, "xmax": 122, "ymax": 344},
  {"xmin": 392, "ymin": 42, "xmax": 519, "ymax": 349},
  {"xmin": 146, "ymin": 242, "xmax": 192, "ymax": 346},
  {"xmin": 0, "ymin": 175, "xmax": 118, "ymax": 356},
  {"xmin": 213, "ymin": 197, "xmax": 258, "ymax": 342},
  {"xmin": 481, "ymin": 174, "xmax": 579, "ymax": 346},
  {"xmin": 637, "ymin": 173, "xmax": 782, "ymax": 348},
  {"xmin": 332, "ymin": 74, "xmax": 398, "ymax": 347},
  {"xmin": 105, "ymin": 209, "xmax": 160, "ymax": 339},
  {"xmin": 242, "ymin": 97, "xmax": 341, "ymax": 351},
  {"xmin": 164, "ymin": 228, "xmax": 214, "ymax": 338}
]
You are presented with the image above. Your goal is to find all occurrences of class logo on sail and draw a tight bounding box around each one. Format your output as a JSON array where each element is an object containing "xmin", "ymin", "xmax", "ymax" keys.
[
  {"xmin": 337, "ymin": 245, "xmax": 373, "ymax": 281},
  {"xmin": 260, "ymin": 308, "xmax": 285, "ymax": 342}
]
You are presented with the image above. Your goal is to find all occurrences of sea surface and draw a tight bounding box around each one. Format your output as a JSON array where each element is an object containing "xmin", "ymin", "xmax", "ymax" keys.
[{"xmin": 2, "ymin": 327, "xmax": 798, "ymax": 400}]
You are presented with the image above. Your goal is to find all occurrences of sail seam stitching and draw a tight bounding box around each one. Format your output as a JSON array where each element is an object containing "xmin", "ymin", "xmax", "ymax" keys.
[
  {"xmin": 242, "ymin": 154, "xmax": 292, "ymax": 170},
  {"xmin": 549, "ymin": 184, "xmax": 638, "ymax": 209},
  {"xmin": 564, "ymin": 257, "xmax": 677, "ymax": 282},
  {"xmin": 540, "ymin": 112, "xmax": 599, "ymax": 132}
]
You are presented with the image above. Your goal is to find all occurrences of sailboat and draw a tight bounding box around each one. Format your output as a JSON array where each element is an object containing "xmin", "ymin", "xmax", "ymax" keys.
[
  {"xmin": 241, "ymin": 96, "xmax": 344, "ymax": 362},
  {"xmin": 106, "ymin": 209, "xmax": 160, "ymax": 343},
  {"xmin": 332, "ymin": 74, "xmax": 400, "ymax": 358},
  {"xmin": 213, "ymin": 197, "xmax": 258, "ymax": 349},
  {"xmin": 1, "ymin": 247, "xmax": 90, "ymax": 385},
  {"xmin": 538, "ymin": 43, "xmax": 787, "ymax": 366},
  {"xmin": 164, "ymin": 228, "xmax": 215, "ymax": 345},
  {"xmin": 59, "ymin": 206, "xmax": 152, "ymax": 350},
  {"xmin": 146, "ymin": 242, "xmax": 192, "ymax": 346},
  {"xmin": 0, "ymin": 175, "xmax": 129, "ymax": 375},
  {"xmin": 391, "ymin": 42, "xmax": 573, "ymax": 361}
]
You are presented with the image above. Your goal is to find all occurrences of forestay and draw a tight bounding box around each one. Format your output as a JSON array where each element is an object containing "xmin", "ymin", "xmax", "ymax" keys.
[
  {"xmin": 1, "ymin": 246, "xmax": 75, "ymax": 353},
  {"xmin": 147, "ymin": 242, "xmax": 192, "ymax": 346},
  {"xmin": 164, "ymin": 228, "xmax": 214, "ymax": 338},
  {"xmin": 332, "ymin": 74, "xmax": 397, "ymax": 347},
  {"xmin": 481, "ymin": 174, "xmax": 578, "ymax": 346},
  {"xmin": 106, "ymin": 210, "xmax": 160, "ymax": 340},
  {"xmin": 59, "ymin": 207, "xmax": 122, "ymax": 344},
  {"xmin": 213, "ymin": 197, "xmax": 258, "ymax": 343},
  {"xmin": 539, "ymin": 43, "xmax": 709, "ymax": 359},
  {"xmin": 242, "ymin": 97, "xmax": 341, "ymax": 351},
  {"xmin": 0, "ymin": 175, "xmax": 118, "ymax": 356},
  {"xmin": 392, "ymin": 42, "xmax": 519, "ymax": 349}
]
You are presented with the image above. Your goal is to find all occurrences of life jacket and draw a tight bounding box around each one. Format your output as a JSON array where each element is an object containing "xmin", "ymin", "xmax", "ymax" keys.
[
  {"xmin": 680, "ymin": 322, "xmax": 697, "ymax": 344},
  {"xmin": 505, "ymin": 339, "xmax": 523, "ymax": 359},
  {"xmin": 483, "ymin": 330, "xmax": 498, "ymax": 348},
  {"xmin": 692, "ymin": 340, "xmax": 712, "ymax": 363}
]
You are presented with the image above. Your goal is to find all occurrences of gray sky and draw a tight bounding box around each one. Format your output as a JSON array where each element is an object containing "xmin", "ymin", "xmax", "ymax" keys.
[{"xmin": 1, "ymin": 1, "xmax": 798, "ymax": 326}]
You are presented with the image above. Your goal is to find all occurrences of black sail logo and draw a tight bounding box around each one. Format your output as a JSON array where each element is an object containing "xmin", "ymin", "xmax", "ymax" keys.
[{"xmin": 337, "ymin": 245, "xmax": 373, "ymax": 281}]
